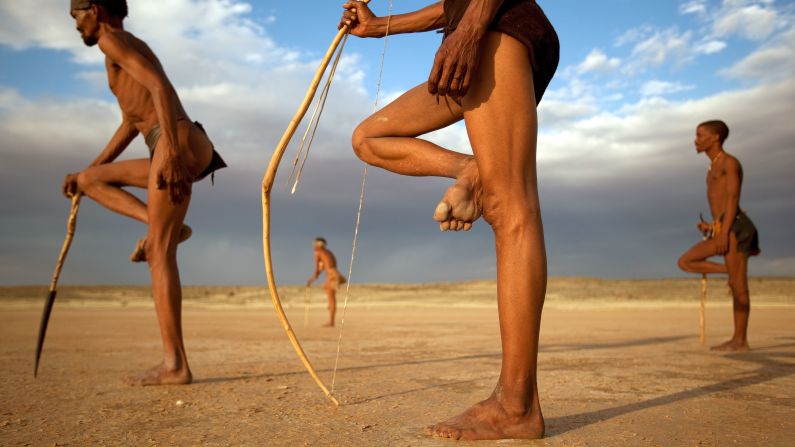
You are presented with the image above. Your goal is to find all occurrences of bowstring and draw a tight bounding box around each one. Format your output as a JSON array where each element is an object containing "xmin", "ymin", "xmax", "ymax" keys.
[
  {"xmin": 330, "ymin": 0, "xmax": 393, "ymax": 398},
  {"xmin": 286, "ymin": 33, "xmax": 350, "ymax": 192}
]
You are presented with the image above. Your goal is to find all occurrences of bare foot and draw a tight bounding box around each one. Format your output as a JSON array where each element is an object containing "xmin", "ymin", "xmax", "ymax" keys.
[
  {"xmin": 322, "ymin": 322, "xmax": 335, "ymax": 328},
  {"xmin": 130, "ymin": 224, "xmax": 193, "ymax": 263},
  {"xmin": 433, "ymin": 159, "xmax": 482, "ymax": 232},
  {"xmin": 710, "ymin": 339, "xmax": 750, "ymax": 352},
  {"xmin": 425, "ymin": 394, "xmax": 544, "ymax": 441},
  {"xmin": 123, "ymin": 362, "xmax": 192, "ymax": 386}
]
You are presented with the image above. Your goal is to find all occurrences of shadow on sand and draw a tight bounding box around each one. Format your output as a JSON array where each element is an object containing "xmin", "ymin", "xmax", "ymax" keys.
[{"xmin": 545, "ymin": 344, "xmax": 795, "ymax": 437}]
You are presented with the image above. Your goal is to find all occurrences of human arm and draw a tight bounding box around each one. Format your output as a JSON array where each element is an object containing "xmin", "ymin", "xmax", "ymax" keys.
[
  {"xmin": 307, "ymin": 253, "xmax": 323, "ymax": 286},
  {"xmin": 428, "ymin": 0, "xmax": 505, "ymax": 98},
  {"xmin": 716, "ymin": 158, "xmax": 741, "ymax": 255},
  {"xmin": 62, "ymin": 119, "xmax": 139, "ymax": 198},
  {"xmin": 98, "ymin": 32, "xmax": 190, "ymax": 204},
  {"xmin": 340, "ymin": 1, "xmax": 446, "ymax": 37}
]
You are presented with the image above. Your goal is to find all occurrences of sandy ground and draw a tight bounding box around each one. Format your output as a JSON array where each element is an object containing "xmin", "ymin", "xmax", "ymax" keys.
[{"xmin": 1, "ymin": 281, "xmax": 794, "ymax": 446}]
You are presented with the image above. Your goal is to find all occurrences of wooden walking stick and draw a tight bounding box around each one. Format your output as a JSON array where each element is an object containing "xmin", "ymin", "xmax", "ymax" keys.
[
  {"xmin": 261, "ymin": 1, "xmax": 372, "ymax": 406},
  {"xmin": 34, "ymin": 193, "xmax": 82, "ymax": 377}
]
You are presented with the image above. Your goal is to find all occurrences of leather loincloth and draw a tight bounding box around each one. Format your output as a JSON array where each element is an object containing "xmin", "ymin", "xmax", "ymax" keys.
[
  {"xmin": 145, "ymin": 120, "xmax": 227, "ymax": 183},
  {"xmin": 326, "ymin": 270, "xmax": 347, "ymax": 291},
  {"xmin": 442, "ymin": 0, "xmax": 560, "ymax": 104}
]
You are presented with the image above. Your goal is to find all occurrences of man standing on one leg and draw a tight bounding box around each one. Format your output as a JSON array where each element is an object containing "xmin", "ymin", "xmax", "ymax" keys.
[
  {"xmin": 678, "ymin": 120, "xmax": 760, "ymax": 352},
  {"xmin": 61, "ymin": 0, "xmax": 226, "ymax": 385},
  {"xmin": 341, "ymin": 0, "xmax": 558, "ymax": 440},
  {"xmin": 306, "ymin": 238, "xmax": 346, "ymax": 327}
]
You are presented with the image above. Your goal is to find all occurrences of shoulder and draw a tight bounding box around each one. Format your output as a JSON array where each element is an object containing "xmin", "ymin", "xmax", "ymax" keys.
[
  {"xmin": 98, "ymin": 31, "xmax": 140, "ymax": 59},
  {"xmin": 723, "ymin": 153, "xmax": 741, "ymax": 170}
]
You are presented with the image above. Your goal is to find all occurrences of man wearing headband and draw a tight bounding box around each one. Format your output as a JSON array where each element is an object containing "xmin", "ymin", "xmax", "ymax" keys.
[
  {"xmin": 62, "ymin": 0, "xmax": 226, "ymax": 385},
  {"xmin": 306, "ymin": 238, "xmax": 347, "ymax": 327}
]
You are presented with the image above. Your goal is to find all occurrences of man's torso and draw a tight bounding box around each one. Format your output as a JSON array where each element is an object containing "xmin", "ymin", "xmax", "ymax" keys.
[
  {"xmin": 706, "ymin": 153, "xmax": 743, "ymax": 221},
  {"xmin": 104, "ymin": 31, "xmax": 187, "ymax": 135}
]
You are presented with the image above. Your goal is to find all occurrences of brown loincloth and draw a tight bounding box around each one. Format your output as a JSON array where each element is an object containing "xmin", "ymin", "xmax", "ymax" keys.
[
  {"xmin": 442, "ymin": 0, "xmax": 560, "ymax": 104},
  {"xmin": 326, "ymin": 270, "xmax": 347, "ymax": 291},
  {"xmin": 731, "ymin": 212, "xmax": 761, "ymax": 257},
  {"xmin": 145, "ymin": 121, "xmax": 227, "ymax": 183}
]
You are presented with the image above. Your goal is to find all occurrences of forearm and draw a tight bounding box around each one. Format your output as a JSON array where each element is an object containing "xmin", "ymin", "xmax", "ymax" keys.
[
  {"xmin": 88, "ymin": 121, "xmax": 138, "ymax": 167},
  {"xmin": 151, "ymin": 86, "xmax": 180, "ymax": 157},
  {"xmin": 456, "ymin": 0, "xmax": 506, "ymax": 37},
  {"xmin": 368, "ymin": 2, "xmax": 446, "ymax": 36}
]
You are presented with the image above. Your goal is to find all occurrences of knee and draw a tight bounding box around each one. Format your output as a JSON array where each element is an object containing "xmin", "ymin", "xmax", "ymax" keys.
[
  {"xmin": 351, "ymin": 121, "xmax": 377, "ymax": 165},
  {"xmin": 76, "ymin": 168, "xmax": 100, "ymax": 192},
  {"xmin": 481, "ymin": 188, "xmax": 540, "ymax": 236},
  {"xmin": 728, "ymin": 278, "xmax": 749, "ymax": 301},
  {"xmin": 144, "ymin": 236, "xmax": 176, "ymax": 267},
  {"xmin": 677, "ymin": 255, "xmax": 693, "ymax": 273}
]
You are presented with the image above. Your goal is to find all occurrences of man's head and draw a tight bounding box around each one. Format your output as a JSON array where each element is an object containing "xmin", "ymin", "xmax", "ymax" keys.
[
  {"xmin": 70, "ymin": 0, "xmax": 128, "ymax": 46},
  {"xmin": 314, "ymin": 237, "xmax": 327, "ymax": 249},
  {"xmin": 695, "ymin": 120, "xmax": 729, "ymax": 153}
]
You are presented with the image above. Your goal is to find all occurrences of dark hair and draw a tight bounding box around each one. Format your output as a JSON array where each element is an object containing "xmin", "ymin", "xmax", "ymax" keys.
[
  {"xmin": 314, "ymin": 237, "xmax": 327, "ymax": 245},
  {"xmin": 94, "ymin": 0, "xmax": 128, "ymax": 19},
  {"xmin": 699, "ymin": 120, "xmax": 729, "ymax": 143}
]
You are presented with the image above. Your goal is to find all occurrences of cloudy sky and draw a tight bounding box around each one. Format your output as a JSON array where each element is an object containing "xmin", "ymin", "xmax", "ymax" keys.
[{"xmin": 0, "ymin": 0, "xmax": 793, "ymax": 286}]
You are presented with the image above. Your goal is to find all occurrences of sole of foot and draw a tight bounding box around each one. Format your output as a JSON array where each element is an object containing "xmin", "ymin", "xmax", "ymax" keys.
[{"xmin": 433, "ymin": 161, "xmax": 482, "ymax": 232}]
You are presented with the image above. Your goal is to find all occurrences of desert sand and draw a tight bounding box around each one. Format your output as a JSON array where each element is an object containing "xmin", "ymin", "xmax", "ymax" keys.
[{"xmin": 1, "ymin": 278, "xmax": 793, "ymax": 446}]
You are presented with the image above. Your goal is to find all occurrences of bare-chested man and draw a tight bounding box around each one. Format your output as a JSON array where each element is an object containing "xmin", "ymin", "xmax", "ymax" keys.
[
  {"xmin": 306, "ymin": 238, "xmax": 347, "ymax": 327},
  {"xmin": 340, "ymin": 0, "xmax": 558, "ymax": 440},
  {"xmin": 678, "ymin": 120, "xmax": 760, "ymax": 352},
  {"xmin": 61, "ymin": 0, "xmax": 226, "ymax": 385}
]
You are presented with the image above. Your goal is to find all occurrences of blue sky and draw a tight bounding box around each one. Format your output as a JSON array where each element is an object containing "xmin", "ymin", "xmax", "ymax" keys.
[{"xmin": 0, "ymin": 0, "xmax": 793, "ymax": 285}]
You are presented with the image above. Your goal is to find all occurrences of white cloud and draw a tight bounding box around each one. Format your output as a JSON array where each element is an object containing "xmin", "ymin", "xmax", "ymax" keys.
[
  {"xmin": 576, "ymin": 49, "xmax": 622, "ymax": 74},
  {"xmin": 640, "ymin": 80, "xmax": 695, "ymax": 97},
  {"xmin": 722, "ymin": 25, "xmax": 795, "ymax": 81},
  {"xmin": 712, "ymin": 1, "xmax": 782, "ymax": 41},
  {"xmin": 626, "ymin": 28, "xmax": 694, "ymax": 73},
  {"xmin": 537, "ymin": 79, "xmax": 795, "ymax": 182},
  {"xmin": 694, "ymin": 39, "xmax": 728, "ymax": 54},
  {"xmin": 680, "ymin": 0, "xmax": 708, "ymax": 16}
]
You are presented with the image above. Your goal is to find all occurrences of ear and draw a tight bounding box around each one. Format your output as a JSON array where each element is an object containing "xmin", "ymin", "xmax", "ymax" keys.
[{"xmin": 90, "ymin": 4, "xmax": 101, "ymax": 19}]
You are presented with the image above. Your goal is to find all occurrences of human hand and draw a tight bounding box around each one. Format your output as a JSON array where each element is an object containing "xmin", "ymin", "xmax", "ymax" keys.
[
  {"xmin": 340, "ymin": 1, "xmax": 379, "ymax": 37},
  {"xmin": 428, "ymin": 29, "xmax": 483, "ymax": 98},
  {"xmin": 156, "ymin": 153, "xmax": 192, "ymax": 204},
  {"xmin": 62, "ymin": 173, "xmax": 79, "ymax": 198}
]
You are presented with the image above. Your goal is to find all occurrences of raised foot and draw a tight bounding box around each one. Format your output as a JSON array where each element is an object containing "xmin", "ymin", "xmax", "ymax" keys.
[
  {"xmin": 130, "ymin": 224, "xmax": 193, "ymax": 263},
  {"xmin": 424, "ymin": 395, "xmax": 544, "ymax": 441},
  {"xmin": 123, "ymin": 362, "xmax": 192, "ymax": 386},
  {"xmin": 433, "ymin": 159, "xmax": 482, "ymax": 232},
  {"xmin": 710, "ymin": 339, "xmax": 750, "ymax": 352}
]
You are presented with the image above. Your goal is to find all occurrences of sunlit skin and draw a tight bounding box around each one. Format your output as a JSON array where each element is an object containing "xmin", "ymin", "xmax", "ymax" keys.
[
  {"xmin": 341, "ymin": 0, "xmax": 547, "ymax": 440},
  {"xmin": 62, "ymin": 4, "xmax": 216, "ymax": 385},
  {"xmin": 678, "ymin": 125, "xmax": 750, "ymax": 352},
  {"xmin": 306, "ymin": 240, "xmax": 345, "ymax": 327}
]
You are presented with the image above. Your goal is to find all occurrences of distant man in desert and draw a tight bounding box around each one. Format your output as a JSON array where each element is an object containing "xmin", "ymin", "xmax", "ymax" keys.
[
  {"xmin": 61, "ymin": 0, "xmax": 226, "ymax": 385},
  {"xmin": 678, "ymin": 120, "xmax": 760, "ymax": 352},
  {"xmin": 341, "ymin": 0, "xmax": 558, "ymax": 440},
  {"xmin": 306, "ymin": 238, "xmax": 347, "ymax": 327}
]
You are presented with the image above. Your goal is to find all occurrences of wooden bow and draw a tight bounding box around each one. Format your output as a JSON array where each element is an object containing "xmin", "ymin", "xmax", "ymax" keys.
[{"xmin": 261, "ymin": 2, "xmax": 371, "ymax": 406}]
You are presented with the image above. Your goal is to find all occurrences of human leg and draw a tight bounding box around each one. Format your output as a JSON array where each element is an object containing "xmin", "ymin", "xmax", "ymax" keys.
[{"xmin": 426, "ymin": 31, "xmax": 545, "ymax": 441}]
